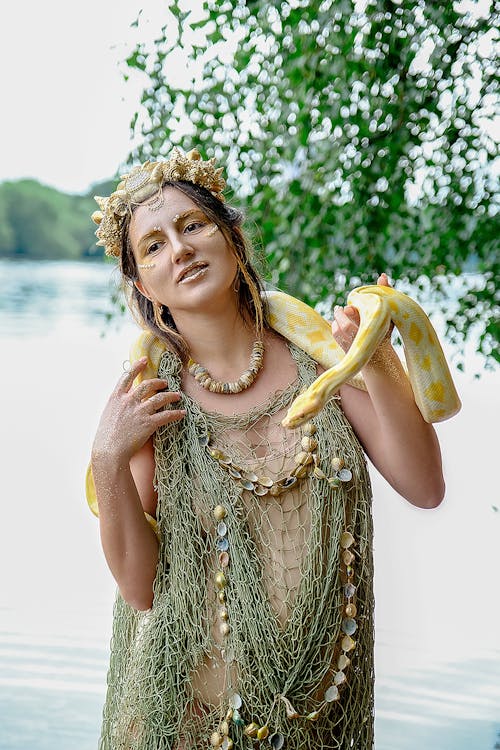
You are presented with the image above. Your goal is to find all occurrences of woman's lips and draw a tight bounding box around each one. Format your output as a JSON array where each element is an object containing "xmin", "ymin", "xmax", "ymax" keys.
[{"xmin": 178, "ymin": 263, "xmax": 208, "ymax": 284}]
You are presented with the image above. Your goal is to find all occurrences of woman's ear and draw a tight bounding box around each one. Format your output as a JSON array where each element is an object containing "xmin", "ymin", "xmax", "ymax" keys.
[{"xmin": 134, "ymin": 279, "xmax": 152, "ymax": 301}]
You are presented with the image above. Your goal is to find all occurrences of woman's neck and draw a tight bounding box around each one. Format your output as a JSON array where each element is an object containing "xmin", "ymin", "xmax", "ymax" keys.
[{"xmin": 174, "ymin": 307, "xmax": 258, "ymax": 381}]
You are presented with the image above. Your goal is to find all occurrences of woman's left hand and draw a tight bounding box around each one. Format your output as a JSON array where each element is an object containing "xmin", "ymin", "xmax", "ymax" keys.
[
  {"xmin": 334, "ymin": 272, "xmax": 445, "ymax": 508},
  {"xmin": 332, "ymin": 273, "xmax": 391, "ymax": 353}
]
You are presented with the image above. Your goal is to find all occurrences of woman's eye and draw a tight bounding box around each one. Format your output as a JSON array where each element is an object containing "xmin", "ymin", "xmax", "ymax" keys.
[
  {"xmin": 146, "ymin": 241, "xmax": 162, "ymax": 254},
  {"xmin": 184, "ymin": 221, "xmax": 205, "ymax": 233}
]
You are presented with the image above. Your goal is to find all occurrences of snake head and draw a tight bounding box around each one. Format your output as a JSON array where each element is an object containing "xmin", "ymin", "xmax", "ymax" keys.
[{"xmin": 282, "ymin": 389, "xmax": 323, "ymax": 429}]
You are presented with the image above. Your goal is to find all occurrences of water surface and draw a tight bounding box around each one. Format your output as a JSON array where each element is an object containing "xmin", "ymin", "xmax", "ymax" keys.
[{"xmin": 0, "ymin": 259, "xmax": 498, "ymax": 749}]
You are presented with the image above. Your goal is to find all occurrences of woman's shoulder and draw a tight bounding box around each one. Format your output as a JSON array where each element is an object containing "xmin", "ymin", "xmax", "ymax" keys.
[
  {"xmin": 129, "ymin": 330, "xmax": 184, "ymax": 385},
  {"xmin": 129, "ymin": 330, "xmax": 165, "ymax": 383}
]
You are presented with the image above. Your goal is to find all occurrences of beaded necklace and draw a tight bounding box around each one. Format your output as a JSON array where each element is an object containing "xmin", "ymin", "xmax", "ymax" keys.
[{"xmin": 188, "ymin": 341, "xmax": 264, "ymax": 394}]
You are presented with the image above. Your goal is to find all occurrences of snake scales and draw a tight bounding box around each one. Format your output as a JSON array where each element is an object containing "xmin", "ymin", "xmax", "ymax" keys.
[
  {"xmin": 129, "ymin": 284, "xmax": 461, "ymax": 428},
  {"xmin": 269, "ymin": 285, "xmax": 461, "ymax": 428},
  {"xmin": 87, "ymin": 285, "xmax": 460, "ymax": 520}
]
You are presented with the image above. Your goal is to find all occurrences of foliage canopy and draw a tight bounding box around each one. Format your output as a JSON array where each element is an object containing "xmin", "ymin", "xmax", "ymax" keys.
[{"xmin": 126, "ymin": 0, "xmax": 499, "ymax": 365}]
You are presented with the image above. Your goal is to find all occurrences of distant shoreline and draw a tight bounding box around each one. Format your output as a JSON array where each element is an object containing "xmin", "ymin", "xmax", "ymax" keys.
[{"xmin": 0, "ymin": 176, "xmax": 116, "ymax": 261}]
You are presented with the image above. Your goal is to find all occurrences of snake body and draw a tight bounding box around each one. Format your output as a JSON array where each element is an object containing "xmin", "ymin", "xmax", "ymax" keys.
[
  {"xmin": 130, "ymin": 285, "xmax": 461, "ymax": 430},
  {"xmin": 270, "ymin": 285, "xmax": 461, "ymax": 427},
  {"xmin": 87, "ymin": 286, "xmax": 460, "ymax": 519}
]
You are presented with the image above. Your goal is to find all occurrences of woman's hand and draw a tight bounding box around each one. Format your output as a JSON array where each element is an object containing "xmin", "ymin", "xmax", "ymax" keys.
[
  {"xmin": 332, "ymin": 273, "xmax": 392, "ymax": 353},
  {"xmin": 92, "ymin": 357, "xmax": 186, "ymax": 465},
  {"xmin": 336, "ymin": 273, "xmax": 445, "ymax": 508}
]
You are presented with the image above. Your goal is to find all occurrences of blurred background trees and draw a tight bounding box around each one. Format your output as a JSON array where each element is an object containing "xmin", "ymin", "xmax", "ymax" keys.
[
  {"xmin": 0, "ymin": 179, "xmax": 116, "ymax": 260},
  {"xmin": 124, "ymin": 0, "xmax": 499, "ymax": 365},
  {"xmin": 1, "ymin": 1, "xmax": 496, "ymax": 365}
]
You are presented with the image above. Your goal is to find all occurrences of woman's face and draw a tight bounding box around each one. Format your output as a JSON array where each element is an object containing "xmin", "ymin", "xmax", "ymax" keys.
[{"xmin": 129, "ymin": 186, "xmax": 238, "ymax": 320}]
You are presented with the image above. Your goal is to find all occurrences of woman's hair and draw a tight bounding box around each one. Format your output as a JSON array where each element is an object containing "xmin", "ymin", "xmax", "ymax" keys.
[{"xmin": 119, "ymin": 181, "xmax": 269, "ymax": 362}]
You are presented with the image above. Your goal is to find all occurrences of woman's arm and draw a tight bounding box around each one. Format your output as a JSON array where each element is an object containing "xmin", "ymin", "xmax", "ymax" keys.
[
  {"xmin": 91, "ymin": 358, "xmax": 185, "ymax": 610},
  {"xmin": 334, "ymin": 275, "xmax": 445, "ymax": 509}
]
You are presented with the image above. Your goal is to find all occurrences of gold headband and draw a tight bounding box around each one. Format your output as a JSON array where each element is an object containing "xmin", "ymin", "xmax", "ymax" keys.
[{"xmin": 91, "ymin": 148, "xmax": 226, "ymax": 257}]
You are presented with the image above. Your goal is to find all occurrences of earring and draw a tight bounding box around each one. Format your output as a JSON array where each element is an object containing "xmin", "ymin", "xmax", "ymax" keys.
[
  {"xmin": 233, "ymin": 271, "xmax": 241, "ymax": 293},
  {"xmin": 153, "ymin": 300, "xmax": 165, "ymax": 330}
]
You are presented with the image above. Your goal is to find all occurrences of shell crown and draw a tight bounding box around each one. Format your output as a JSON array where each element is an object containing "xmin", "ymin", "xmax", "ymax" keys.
[{"xmin": 91, "ymin": 148, "xmax": 226, "ymax": 257}]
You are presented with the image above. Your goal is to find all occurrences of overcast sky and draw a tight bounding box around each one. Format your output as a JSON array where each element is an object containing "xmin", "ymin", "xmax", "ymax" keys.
[
  {"xmin": 0, "ymin": 1, "xmax": 169, "ymax": 194},
  {"xmin": 1, "ymin": 1, "xmax": 494, "ymax": 195}
]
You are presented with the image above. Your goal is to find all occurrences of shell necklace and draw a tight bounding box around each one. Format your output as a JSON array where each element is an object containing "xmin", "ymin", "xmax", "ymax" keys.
[{"xmin": 188, "ymin": 341, "xmax": 264, "ymax": 394}]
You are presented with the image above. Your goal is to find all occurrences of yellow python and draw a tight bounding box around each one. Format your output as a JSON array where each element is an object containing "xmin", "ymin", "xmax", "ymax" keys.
[
  {"xmin": 271, "ymin": 285, "xmax": 461, "ymax": 428},
  {"xmin": 86, "ymin": 285, "xmax": 460, "ymax": 522},
  {"xmin": 129, "ymin": 285, "xmax": 461, "ymax": 428}
]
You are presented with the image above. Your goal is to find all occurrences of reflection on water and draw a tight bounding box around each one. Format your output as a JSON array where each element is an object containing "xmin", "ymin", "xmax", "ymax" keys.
[
  {"xmin": 0, "ymin": 258, "xmax": 122, "ymax": 335},
  {"xmin": 376, "ymin": 654, "xmax": 500, "ymax": 750},
  {"xmin": 0, "ymin": 259, "xmax": 499, "ymax": 750},
  {"xmin": 0, "ymin": 630, "xmax": 108, "ymax": 750},
  {"xmin": 1, "ymin": 628, "xmax": 498, "ymax": 750}
]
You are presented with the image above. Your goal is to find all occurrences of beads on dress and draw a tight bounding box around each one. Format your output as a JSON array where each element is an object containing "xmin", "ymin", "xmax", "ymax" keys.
[
  {"xmin": 202, "ymin": 422, "xmax": 353, "ymax": 500},
  {"xmin": 211, "ymin": 504, "xmax": 237, "ymax": 748},
  {"xmin": 206, "ymin": 420, "xmax": 358, "ymax": 745}
]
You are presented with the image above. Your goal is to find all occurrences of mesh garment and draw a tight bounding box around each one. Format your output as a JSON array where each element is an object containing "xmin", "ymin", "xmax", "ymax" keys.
[{"xmin": 99, "ymin": 344, "xmax": 375, "ymax": 749}]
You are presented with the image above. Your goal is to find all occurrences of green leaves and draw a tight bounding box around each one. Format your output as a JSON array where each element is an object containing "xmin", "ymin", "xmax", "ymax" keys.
[
  {"xmin": 126, "ymin": 0, "xmax": 499, "ymax": 367},
  {"xmin": 125, "ymin": 47, "xmax": 147, "ymax": 72}
]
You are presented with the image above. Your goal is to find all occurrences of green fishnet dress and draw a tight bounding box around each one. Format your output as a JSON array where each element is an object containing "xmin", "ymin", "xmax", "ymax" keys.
[{"xmin": 99, "ymin": 344, "xmax": 375, "ymax": 749}]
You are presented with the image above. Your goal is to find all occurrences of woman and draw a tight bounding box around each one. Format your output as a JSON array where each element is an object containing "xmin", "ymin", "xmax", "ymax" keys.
[{"xmin": 89, "ymin": 148, "xmax": 444, "ymax": 749}]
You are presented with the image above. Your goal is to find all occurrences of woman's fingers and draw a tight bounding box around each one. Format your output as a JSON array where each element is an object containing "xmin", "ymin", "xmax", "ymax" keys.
[
  {"xmin": 332, "ymin": 305, "xmax": 360, "ymax": 352},
  {"xmin": 144, "ymin": 389, "xmax": 183, "ymax": 412},
  {"xmin": 116, "ymin": 360, "xmax": 178, "ymax": 406},
  {"xmin": 376, "ymin": 272, "xmax": 394, "ymax": 338},
  {"xmin": 93, "ymin": 360, "xmax": 186, "ymax": 464},
  {"xmin": 151, "ymin": 406, "xmax": 187, "ymax": 429},
  {"xmin": 333, "ymin": 274, "xmax": 393, "ymax": 352},
  {"xmin": 133, "ymin": 377, "xmax": 171, "ymax": 402},
  {"xmin": 134, "ymin": 378, "xmax": 186, "ymax": 431},
  {"xmin": 116, "ymin": 357, "xmax": 149, "ymax": 393}
]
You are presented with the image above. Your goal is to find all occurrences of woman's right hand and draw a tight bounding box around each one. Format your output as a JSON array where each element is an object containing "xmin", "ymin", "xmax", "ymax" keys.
[{"xmin": 92, "ymin": 357, "xmax": 186, "ymax": 465}]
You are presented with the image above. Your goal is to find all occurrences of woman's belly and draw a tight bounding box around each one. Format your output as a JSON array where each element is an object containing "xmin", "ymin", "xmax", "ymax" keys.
[{"xmin": 190, "ymin": 492, "xmax": 309, "ymax": 706}]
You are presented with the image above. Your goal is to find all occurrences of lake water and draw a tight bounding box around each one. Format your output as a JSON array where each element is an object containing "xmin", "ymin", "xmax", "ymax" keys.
[{"xmin": 0, "ymin": 259, "xmax": 499, "ymax": 750}]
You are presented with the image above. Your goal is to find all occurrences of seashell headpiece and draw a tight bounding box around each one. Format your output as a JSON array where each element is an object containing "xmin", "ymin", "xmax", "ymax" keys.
[{"xmin": 91, "ymin": 148, "xmax": 226, "ymax": 257}]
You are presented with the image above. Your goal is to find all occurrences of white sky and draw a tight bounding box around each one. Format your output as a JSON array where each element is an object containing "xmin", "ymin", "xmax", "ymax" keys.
[
  {"xmin": 0, "ymin": 1, "xmax": 495, "ymax": 195},
  {"xmin": 0, "ymin": 1, "xmax": 168, "ymax": 194}
]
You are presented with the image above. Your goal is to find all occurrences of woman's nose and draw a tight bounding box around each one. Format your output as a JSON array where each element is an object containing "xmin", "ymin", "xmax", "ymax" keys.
[{"xmin": 171, "ymin": 234, "xmax": 194, "ymax": 263}]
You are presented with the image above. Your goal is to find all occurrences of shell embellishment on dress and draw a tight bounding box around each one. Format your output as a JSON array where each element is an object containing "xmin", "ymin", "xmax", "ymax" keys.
[
  {"xmin": 201, "ymin": 421, "xmax": 353, "ymax": 501},
  {"xmin": 206, "ymin": 422, "xmax": 359, "ymax": 746}
]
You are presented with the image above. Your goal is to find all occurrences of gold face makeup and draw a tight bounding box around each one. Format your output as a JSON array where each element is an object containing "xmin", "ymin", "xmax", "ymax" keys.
[
  {"xmin": 137, "ymin": 214, "xmax": 216, "ymax": 269},
  {"xmin": 172, "ymin": 209, "xmax": 202, "ymax": 225},
  {"xmin": 151, "ymin": 208, "xmax": 219, "ymax": 239},
  {"xmin": 91, "ymin": 148, "xmax": 226, "ymax": 257}
]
